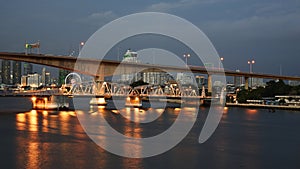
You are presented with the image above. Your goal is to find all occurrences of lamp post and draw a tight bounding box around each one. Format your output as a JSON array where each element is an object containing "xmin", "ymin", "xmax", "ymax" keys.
[
  {"xmin": 247, "ymin": 59, "xmax": 255, "ymax": 73},
  {"xmin": 248, "ymin": 59, "xmax": 255, "ymax": 88},
  {"xmin": 79, "ymin": 41, "xmax": 85, "ymax": 55},
  {"xmin": 183, "ymin": 53, "xmax": 190, "ymax": 67},
  {"xmin": 219, "ymin": 57, "xmax": 224, "ymax": 69}
]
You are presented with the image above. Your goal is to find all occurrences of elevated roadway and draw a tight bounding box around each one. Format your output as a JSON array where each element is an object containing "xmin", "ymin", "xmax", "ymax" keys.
[{"xmin": 1, "ymin": 52, "xmax": 300, "ymax": 90}]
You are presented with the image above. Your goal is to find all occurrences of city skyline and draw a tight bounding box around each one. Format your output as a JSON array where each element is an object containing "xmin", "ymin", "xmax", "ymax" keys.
[
  {"xmin": 0, "ymin": 0, "xmax": 299, "ymax": 76},
  {"xmin": 1, "ymin": 1, "xmax": 300, "ymax": 167},
  {"xmin": 0, "ymin": 60, "xmax": 55, "ymax": 86}
]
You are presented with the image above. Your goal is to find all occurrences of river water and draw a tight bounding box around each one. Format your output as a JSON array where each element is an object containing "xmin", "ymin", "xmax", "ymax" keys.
[{"xmin": 1, "ymin": 98, "xmax": 300, "ymax": 169}]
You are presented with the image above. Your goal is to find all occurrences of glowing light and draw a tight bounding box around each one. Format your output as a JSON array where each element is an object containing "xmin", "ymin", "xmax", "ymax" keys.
[
  {"xmin": 30, "ymin": 110, "xmax": 37, "ymax": 114},
  {"xmin": 31, "ymin": 97, "xmax": 37, "ymax": 102},
  {"xmin": 98, "ymin": 98, "xmax": 106, "ymax": 104},
  {"xmin": 42, "ymin": 111, "xmax": 48, "ymax": 116},
  {"xmin": 111, "ymin": 110, "xmax": 120, "ymax": 114},
  {"xmin": 174, "ymin": 108, "xmax": 181, "ymax": 111},
  {"xmin": 97, "ymin": 106, "xmax": 106, "ymax": 111},
  {"xmin": 139, "ymin": 109, "xmax": 145, "ymax": 114},
  {"xmin": 75, "ymin": 111, "xmax": 84, "ymax": 115},
  {"xmin": 155, "ymin": 109, "xmax": 164, "ymax": 114},
  {"xmin": 68, "ymin": 111, "xmax": 76, "ymax": 117},
  {"xmin": 16, "ymin": 113, "xmax": 26, "ymax": 130},
  {"xmin": 246, "ymin": 109, "xmax": 258, "ymax": 114},
  {"xmin": 223, "ymin": 107, "xmax": 229, "ymax": 114}
]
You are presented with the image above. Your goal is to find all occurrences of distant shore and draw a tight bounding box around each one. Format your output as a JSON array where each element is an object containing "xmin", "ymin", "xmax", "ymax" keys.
[{"xmin": 226, "ymin": 103, "xmax": 300, "ymax": 110}]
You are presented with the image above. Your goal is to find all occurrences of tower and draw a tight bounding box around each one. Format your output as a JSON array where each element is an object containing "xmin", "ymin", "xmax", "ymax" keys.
[
  {"xmin": 12, "ymin": 61, "xmax": 21, "ymax": 85},
  {"xmin": 41, "ymin": 67, "xmax": 46, "ymax": 85},
  {"xmin": 23, "ymin": 62, "xmax": 33, "ymax": 75},
  {"xmin": 1, "ymin": 60, "xmax": 11, "ymax": 84}
]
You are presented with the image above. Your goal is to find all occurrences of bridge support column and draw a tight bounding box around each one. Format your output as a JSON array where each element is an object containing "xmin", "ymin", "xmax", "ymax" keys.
[
  {"xmin": 207, "ymin": 74, "xmax": 212, "ymax": 94},
  {"xmin": 94, "ymin": 76, "xmax": 105, "ymax": 95},
  {"xmin": 244, "ymin": 77, "xmax": 249, "ymax": 90}
]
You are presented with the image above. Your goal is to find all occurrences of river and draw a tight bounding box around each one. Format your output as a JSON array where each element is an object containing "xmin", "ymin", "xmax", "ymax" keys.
[{"xmin": 0, "ymin": 98, "xmax": 300, "ymax": 169}]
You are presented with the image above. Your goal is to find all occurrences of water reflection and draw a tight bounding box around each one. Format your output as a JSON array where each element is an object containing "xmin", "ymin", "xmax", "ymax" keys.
[
  {"xmin": 245, "ymin": 109, "xmax": 259, "ymax": 121},
  {"xmin": 76, "ymin": 105, "xmax": 199, "ymax": 159},
  {"xmin": 5, "ymin": 105, "xmax": 299, "ymax": 168},
  {"xmin": 14, "ymin": 110, "xmax": 106, "ymax": 169},
  {"xmin": 119, "ymin": 107, "xmax": 164, "ymax": 123}
]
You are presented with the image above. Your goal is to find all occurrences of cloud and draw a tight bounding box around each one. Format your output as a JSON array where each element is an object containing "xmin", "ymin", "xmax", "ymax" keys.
[
  {"xmin": 203, "ymin": 3, "xmax": 300, "ymax": 40},
  {"xmin": 79, "ymin": 11, "xmax": 118, "ymax": 27},
  {"xmin": 143, "ymin": 0, "xmax": 201, "ymax": 12},
  {"xmin": 88, "ymin": 11, "xmax": 117, "ymax": 20},
  {"xmin": 143, "ymin": 0, "xmax": 235, "ymax": 13},
  {"xmin": 144, "ymin": 2, "xmax": 182, "ymax": 12}
]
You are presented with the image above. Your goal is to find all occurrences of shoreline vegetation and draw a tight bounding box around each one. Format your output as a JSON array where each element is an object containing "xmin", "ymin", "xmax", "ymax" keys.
[
  {"xmin": 235, "ymin": 79, "xmax": 300, "ymax": 103},
  {"xmin": 225, "ymin": 79, "xmax": 300, "ymax": 110}
]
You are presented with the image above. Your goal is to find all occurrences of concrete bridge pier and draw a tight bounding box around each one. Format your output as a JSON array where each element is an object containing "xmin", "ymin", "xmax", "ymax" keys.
[
  {"xmin": 94, "ymin": 75, "xmax": 105, "ymax": 94},
  {"xmin": 207, "ymin": 74, "xmax": 212, "ymax": 94},
  {"xmin": 244, "ymin": 76, "xmax": 249, "ymax": 90}
]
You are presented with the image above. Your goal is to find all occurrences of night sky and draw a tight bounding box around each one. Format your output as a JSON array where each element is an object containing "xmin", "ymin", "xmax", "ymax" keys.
[{"xmin": 0, "ymin": 0, "xmax": 299, "ymax": 76}]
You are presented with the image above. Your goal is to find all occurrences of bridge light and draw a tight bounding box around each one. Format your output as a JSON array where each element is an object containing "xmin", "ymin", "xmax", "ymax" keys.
[
  {"xmin": 247, "ymin": 59, "xmax": 255, "ymax": 73},
  {"xmin": 31, "ymin": 96, "xmax": 37, "ymax": 102},
  {"xmin": 78, "ymin": 41, "xmax": 85, "ymax": 55},
  {"xmin": 183, "ymin": 53, "xmax": 191, "ymax": 66},
  {"xmin": 25, "ymin": 44, "xmax": 31, "ymax": 49}
]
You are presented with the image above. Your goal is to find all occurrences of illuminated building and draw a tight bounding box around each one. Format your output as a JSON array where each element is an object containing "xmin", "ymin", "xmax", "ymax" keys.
[
  {"xmin": 1, "ymin": 60, "xmax": 11, "ymax": 84},
  {"xmin": 12, "ymin": 61, "xmax": 21, "ymax": 85}
]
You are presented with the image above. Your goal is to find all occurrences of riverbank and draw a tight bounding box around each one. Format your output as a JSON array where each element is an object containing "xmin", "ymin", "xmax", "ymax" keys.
[{"xmin": 226, "ymin": 103, "xmax": 300, "ymax": 110}]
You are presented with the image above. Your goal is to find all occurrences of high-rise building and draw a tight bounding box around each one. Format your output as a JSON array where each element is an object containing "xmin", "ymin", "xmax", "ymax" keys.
[
  {"xmin": 176, "ymin": 73, "xmax": 194, "ymax": 85},
  {"xmin": 142, "ymin": 72, "xmax": 170, "ymax": 85},
  {"xmin": 23, "ymin": 62, "xmax": 33, "ymax": 75},
  {"xmin": 45, "ymin": 72, "xmax": 51, "ymax": 86},
  {"xmin": 0, "ymin": 60, "xmax": 2, "ymax": 83},
  {"xmin": 121, "ymin": 49, "xmax": 177, "ymax": 85},
  {"xmin": 289, "ymin": 80, "xmax": 300, "ymax": 86},
  {"xmin": 21, "ymin": 75, "xmax": 28, "ymax": 86},
  {"xmin": 234, "ymin": 70, "xmax": 243, "ymax": 87},
  {"xmin": 41, "ymin": 67, "xmax": 46, "ymax": 85},
  {"xmin": 27, "ymin": 73, "xmax": 40, "ymax": 88},
  {"xmin": 123, "ymin": 49, "xmax": 138, "ymax": 63},
  {"xmin": 1, "ymin": 60, "xmax": 11, "ymax": 84},
  {"xmin": 121, "ymin": 49, "xmax": 141, "ymax": 83},
  {"xmin": 12, "ymin": 61, "xmax": 21, "ymax": 85},
  {"xmin": 251, "ymin": 78, "xmax": 265, "ymax": 88}
]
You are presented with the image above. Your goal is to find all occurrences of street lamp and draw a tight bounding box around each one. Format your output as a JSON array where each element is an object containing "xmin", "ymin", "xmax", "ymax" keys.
[
  {"xmin": 79, "ymin": 41, "xmax": 85, "ymax": 55},
  {"xmin": 247, "ymin": 59, "xmax": 255, "ymax": 73},
  {"xmin": 183, "ymin": 53, "xmax": 190, "ymax": 67},
  {"xmin": 219, "ymin": 57, "xmax": 224, "ymax": 69},
  {"xmin": 248, "ymin": 59, "xmax": 255, "ymax": 88}
]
